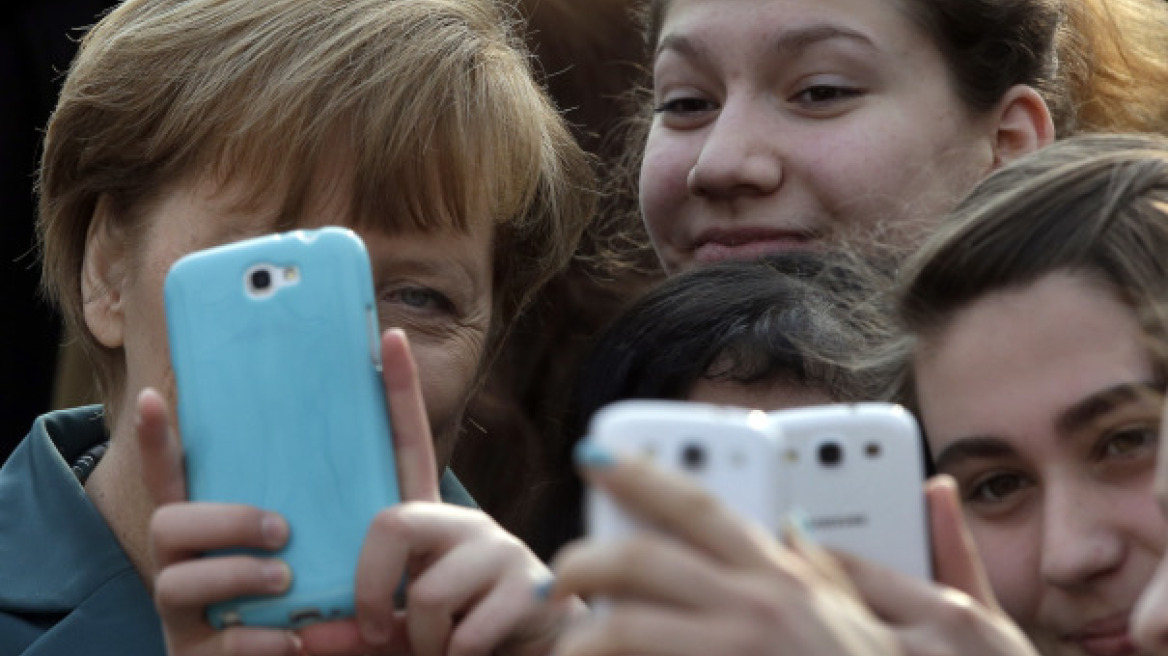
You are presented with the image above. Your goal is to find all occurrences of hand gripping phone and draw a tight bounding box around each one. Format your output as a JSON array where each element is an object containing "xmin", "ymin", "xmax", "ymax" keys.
[
  {"xmin": 165, "ymin": 227, "xmax": 400, "ymax": 628},
  {"xmin": 584, "ymin": 400, "xmax": 785, "ymax": 542},
  {"xmin": 770, "ymin": 403, "xmax": 932, "ymax": 580}
]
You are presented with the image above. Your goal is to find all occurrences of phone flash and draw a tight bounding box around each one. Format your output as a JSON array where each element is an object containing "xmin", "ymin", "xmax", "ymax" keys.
[
  {"xmin": 865, "ymin": 442, "xmax": 882, "ymax": 458},
  {"xmin": 283, "ymin": 266, "xmax": 300, "ymax": 282},
  {"xmin": 783, "ymin": 449, "xmax": 799, "ymax": 463}
]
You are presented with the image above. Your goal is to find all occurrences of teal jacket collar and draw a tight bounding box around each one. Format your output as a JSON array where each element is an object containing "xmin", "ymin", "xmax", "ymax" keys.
[
  {"xmin": 0, "ymin": 406, "xmax": 165, "ymax": 654},
  {"xmin": 0, "ymin": 406, "xmax": 138, "ymax": 612}
]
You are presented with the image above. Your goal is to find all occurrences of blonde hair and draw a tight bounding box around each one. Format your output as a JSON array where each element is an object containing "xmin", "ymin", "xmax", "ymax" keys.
[
  {"xmin": 39, "ymin": 0, "xmax": 595, "ymax": 410},
  {"xmin": 1060, "ymin": 0, "xmax": 1168, "ymax": 135}
]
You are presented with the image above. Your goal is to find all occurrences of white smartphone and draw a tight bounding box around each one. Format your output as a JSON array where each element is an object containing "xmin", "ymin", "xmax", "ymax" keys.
[
  {"xmin": 584, "ymin": 400, "xmax": 785, "ymax": 541},
  {"xmin": 770, "ymin": 403, "xmax": 932, "ymax": 580}
]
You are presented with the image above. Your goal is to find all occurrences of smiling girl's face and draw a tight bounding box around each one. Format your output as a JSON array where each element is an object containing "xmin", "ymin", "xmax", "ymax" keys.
[
  {"xmin": 640, "ymin": 0, "xmax": 1000, "ymax": 273},
  {"xmin": 915, "ymin": 271, "xmax": 1166, "ymax": 656}
]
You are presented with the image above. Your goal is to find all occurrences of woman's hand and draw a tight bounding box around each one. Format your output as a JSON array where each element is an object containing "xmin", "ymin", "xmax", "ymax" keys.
[
  {"xmin": 547, "ymin": 450, "xmax": 900, "ymax": 656},
  {"xmin": 139, "ymin": 388, "xmax": 308, "ymax": 656},
  {"xmin": 142, "ymin": 329, "xmax": 582, "ymax": 656}
]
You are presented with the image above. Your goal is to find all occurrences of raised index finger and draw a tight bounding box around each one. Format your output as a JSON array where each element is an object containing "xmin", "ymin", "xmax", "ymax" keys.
[
  {"xmin": 136, "ymin": 387, "xmax": 188, "ymax": 507},
  {"xmin": 925, "ymin": 475, "xmax": 1000, "ymax": 609},
  {"xmin": 380, "ymin": 328, "xmax": 440, "ymax": 503}
]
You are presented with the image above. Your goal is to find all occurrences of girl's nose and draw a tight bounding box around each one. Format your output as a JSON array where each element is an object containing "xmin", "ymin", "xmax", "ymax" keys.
[{"xmin": 687, "ymin": 102, "xmax": 782, "ymax": 200}]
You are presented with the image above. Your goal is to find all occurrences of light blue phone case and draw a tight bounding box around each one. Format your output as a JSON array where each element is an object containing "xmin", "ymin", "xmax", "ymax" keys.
[{"xmin": 165, "ymin": 227, "xmax": 400, "ymax": 629}]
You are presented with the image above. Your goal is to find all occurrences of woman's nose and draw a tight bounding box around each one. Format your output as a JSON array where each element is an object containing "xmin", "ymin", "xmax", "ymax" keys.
[{"xmin": 686, "ymin": 101, "xmax": 781, "ymax": 199}]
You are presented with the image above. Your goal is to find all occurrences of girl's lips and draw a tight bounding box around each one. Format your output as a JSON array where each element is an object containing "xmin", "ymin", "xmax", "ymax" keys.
[
  {"xmin": 691, "ymin": 228, "xmax": 819, "ymax": 264},
  {"xmin": 1065, "ymin": 617, "xmax": 1137, "ymax": 656},
  {"xmin": 1074, "ymin": 631, "xmax": 1136, "ymax": 656}
]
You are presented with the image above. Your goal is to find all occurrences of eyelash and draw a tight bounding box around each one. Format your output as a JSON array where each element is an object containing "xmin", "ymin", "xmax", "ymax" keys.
[
  {"xmin": 380, "ymin": 285, "xmax": 457, "ymax": 317},
  {"xmin": 965, "ymin": 470, "xmax": 1032, "ymax": 506},
  {"xmin": 653, "ymin": 96, "xmax": 716, "ymax": 115},
  {"xmin": 652, "ymin": 84, "xmax": 862, "ymax": 120},
  {"xmin": 1094, "ymin": 425, "xmax": 1159, "ymax": 461},
  {"xmin": 961, "ymin": 425, "xmax": 1160, "ymax": 508},
  {"xmin": 790, "ymin": 84, "xmax": 863, "ymax": 107}
]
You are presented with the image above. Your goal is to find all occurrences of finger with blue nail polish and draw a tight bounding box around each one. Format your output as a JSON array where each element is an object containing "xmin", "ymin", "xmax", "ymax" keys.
[{"xmin": 574, "ymin": 440, "xmax": 616, "ymax": 469}]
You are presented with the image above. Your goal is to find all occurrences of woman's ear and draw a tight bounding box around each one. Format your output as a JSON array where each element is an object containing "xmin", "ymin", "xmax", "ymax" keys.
[
  {"xmin": 82, "ymin": 195, "xmax": 130, "ymax": 349},
  {"xmin": 988, "ymin": 85, "xmax": 1056, "ymax": 171}
]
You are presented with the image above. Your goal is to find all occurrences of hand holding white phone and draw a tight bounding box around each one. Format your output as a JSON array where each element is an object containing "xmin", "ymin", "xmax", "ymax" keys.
[{"xmin": 584, "ymin": 400, "xmax": 931, "ymax": 580}]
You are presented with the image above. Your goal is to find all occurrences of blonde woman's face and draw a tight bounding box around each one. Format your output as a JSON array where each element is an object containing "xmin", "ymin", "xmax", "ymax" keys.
[
  {"xmin": 87, "ymin": 162, "xmax": 495, "ymax": 468},
  {"xmin": 914, "ymin": 272, "xmax": 1166, "ymax": 656},
  {"xmin": 640, "ymin": 0, "xmax": 997, "ymax": 273}
]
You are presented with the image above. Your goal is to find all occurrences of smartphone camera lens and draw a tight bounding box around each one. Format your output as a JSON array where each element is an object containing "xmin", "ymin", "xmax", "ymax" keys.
[
  {"xmin": 818, "ymin": 442, "xmax": 843, "ymax": 467},
  {"xmin": 681, "ymin": 443, "xmax": 706, "ymax": 472},
  {"xmin": 251, "ymin": 268, "xmax": 272, "ymax": 291}
]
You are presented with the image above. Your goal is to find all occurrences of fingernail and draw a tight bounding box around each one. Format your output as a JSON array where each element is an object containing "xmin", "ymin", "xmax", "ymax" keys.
[
  {"xmin": 287, "ymin": 632, "xmax": 305, "ymax": 656},
  {"xmin": 574, "ymin": 440, "xmax": 615, "ymax": 469},
  {"xmin": 361, "ymin": 619, "xmax": 389, "ymax": 647},
  {"xmin": 262, "ymin": 513, "xmax": 289, "ymax": 548},
  {"xmin": 782, "ymin": 508, "xmax": 815, "ymax": 545},
  {"xmin": 533, "ymin": 576, "xmax": 556, "ymax": 601},
  {"xmin": 263, "ymin": 561, "xmax": 292, "ymax": 592}
]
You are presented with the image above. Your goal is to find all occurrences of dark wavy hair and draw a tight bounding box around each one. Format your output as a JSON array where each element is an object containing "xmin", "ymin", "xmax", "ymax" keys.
[{"xmin": 573, "ymin": 252, "xmax": 890, "ymax": 424}]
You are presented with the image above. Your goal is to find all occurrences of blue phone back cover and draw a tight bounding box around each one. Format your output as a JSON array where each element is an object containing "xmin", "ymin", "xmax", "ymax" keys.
[{"xmin": 164, "ymin": 227, "xmax": 400, "ymax": 628}]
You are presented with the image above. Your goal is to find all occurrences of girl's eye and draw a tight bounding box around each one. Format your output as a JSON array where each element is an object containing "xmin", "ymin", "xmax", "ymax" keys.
[
  {"xmin": 1100, "ymin": 427, "xmax": 1159, "ymax": 459},
  {"xmin": 653, "ymin": 96, "xmax": 716, "ymax": 115},
  {"xmin": 791, "ymin": 85, "xmax": 863, "ymax": 107},
  {"xmin": 382, "ymin": 286, "xmax": 456, "ymax": 315},
  {"xmin": 966, "ymin": 472, "xmax": 1031, "ymax": 505}
]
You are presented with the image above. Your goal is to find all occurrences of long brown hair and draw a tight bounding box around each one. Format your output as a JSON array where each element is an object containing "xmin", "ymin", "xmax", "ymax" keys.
[{"xmin": 898, "ymin": 133, "xmax": 1168, "ymax": 400}]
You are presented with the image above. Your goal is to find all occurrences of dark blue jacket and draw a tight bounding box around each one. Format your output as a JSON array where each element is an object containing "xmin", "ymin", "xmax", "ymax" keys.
[{"xmin": 0, "ymin": 406, "xmax": 476, "ymax": 655}]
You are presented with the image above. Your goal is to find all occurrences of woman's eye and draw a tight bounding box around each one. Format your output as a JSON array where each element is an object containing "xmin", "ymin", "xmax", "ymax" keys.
[
  {"xmin": 1100, "ymin": 427, "xmax": 1159, "ymax": 459},
  {"xmin": 382, "ymin": 286, "xmax": 456, "ymax": 315},
  {"xmin": 653, "ymin": 96, "xmax": 716, "ymax": 115},
  {"xmin": 791, "ymin": 85, "xmax": 862, "ymax": 107},
  {"xmin": 966, "ymin": 472, "xmax": 1031, "ymax": 505}
]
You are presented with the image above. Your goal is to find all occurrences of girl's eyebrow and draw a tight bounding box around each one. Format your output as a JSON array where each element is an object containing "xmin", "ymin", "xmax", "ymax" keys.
[
  {"xmin": 656, "ymin": 23, "xmax": 876, "ymax": 60},
  {"xmin": 933, "ymin": 381, "xmax": 1163, "ymax": 474},
  {"xmin": 656, "ymin": 33, "xmax": 709, "ymax": 60},
  {"xmin": 933, "ymin": 437, "xmax": 1017, "ymax": 475},
  {"xmin": 1055, "ymin": 381, "xmax": 1163, "ymax": 436},
  {"xmin": 772, "ymin": 24, "xmax": 876, "ymax": 56}
]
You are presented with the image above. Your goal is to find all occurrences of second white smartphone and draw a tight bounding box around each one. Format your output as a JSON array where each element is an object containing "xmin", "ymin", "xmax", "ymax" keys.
[{"xmin": 771, "ymin": 403, "xmax": 932, "ymax": 580}]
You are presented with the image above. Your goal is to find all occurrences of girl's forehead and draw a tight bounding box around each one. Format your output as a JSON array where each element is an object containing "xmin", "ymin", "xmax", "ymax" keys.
[
  {"xmin": 654, "ymin": 0, "xmax": 930, "ymax": 62},
  {"xmin": 916, "ymin": 274, "xmax": 1157, "ymax": 452}
]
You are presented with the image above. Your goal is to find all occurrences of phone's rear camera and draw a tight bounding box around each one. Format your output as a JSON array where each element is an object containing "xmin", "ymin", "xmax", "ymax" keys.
[
  {"xmin": 818, "ymin": 442, "xmax": 843, "ymax": 467},
  {"xmin": 250, "ymin": 268, "xmax": 272, "ymax": 291},
  {"xmin": 681, "ymin": 443, "xmax": 706, "ymax": 471}
]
